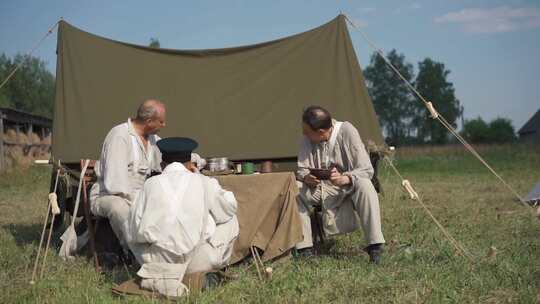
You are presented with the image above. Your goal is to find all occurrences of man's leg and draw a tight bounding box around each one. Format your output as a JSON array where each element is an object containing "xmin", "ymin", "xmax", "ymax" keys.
[
  {"xmin": 187, "ymin": 218, "xmax": 238, "ymax": 274},
  {"xmin": 137, "ymin": 245, "xmax": 189, "ymax": 297},
  {"xmin": 352, "ymin": 178, "xmax": 385, "ymax": 245},
  {"xmin": 295, "ymin": 182, "xmax": 315, "ymax": 250},
  {"xmin": 295, "ymin": 182, "xmax": 349, "ymax": 252},
  {"xmin": 181, "ymin": 219, "xmax": 239, "ymax": 294},
  {"xmin": 91, "ymin": 195, "xmax": 130, "ymax": 248}
]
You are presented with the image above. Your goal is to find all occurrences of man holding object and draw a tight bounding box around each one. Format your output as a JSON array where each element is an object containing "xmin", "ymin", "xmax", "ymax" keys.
[{"xmin": 296, "ymin": 105, "xmax": 385, "ymax": 263}]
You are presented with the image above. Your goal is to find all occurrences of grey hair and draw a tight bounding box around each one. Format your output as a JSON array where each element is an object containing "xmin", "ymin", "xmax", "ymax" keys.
[{"xmin": 136, "ymin": 99, "xmax": 164, "ymax": 121}]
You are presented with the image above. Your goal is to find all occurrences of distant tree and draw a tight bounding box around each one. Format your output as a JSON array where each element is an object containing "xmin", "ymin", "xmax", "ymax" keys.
[
  {"xmin": 364, "ymin": 50, "xmax": 416, "ymax": 145},
  {"xmin": 488, "ymin": 117, "xmax": 516, "ymax": 143},
  {"xmin": 149, "ymin": 38, "xmax": 160, "ymax": 48},
  {"xmin": 0, "ymin": 55, "xmax": 13, "ymax": 108},
  {"xmin": 413, "ymin": 58, "xmax": 462, "ymax": 144},
  {"xmin": 462, "ymin": 117, "xmax": 490, "ymax": 143},
  {"xmin": 0, "ymin": 53, "xmax": 55, "ymax": 117},
  {"xmin": 0, "ymin": 92, "xmax": 11, "ymax": 108}
]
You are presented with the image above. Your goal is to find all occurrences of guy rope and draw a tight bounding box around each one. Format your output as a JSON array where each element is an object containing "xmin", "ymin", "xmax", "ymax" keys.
[
  {"xmin": 0, "ymin": 19, "xmax": 60, "ymax": 90},
  {"xmin": 344, "ymin": 14, "xmax": 529, "ymax": 209},
  {"xmin": 384, "ymin": 156, "xmax": 475, "ymax": 262}
]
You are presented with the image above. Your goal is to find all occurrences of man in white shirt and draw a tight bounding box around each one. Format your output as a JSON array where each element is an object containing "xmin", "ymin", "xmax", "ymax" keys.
[
  {"xmin": 296, "ymin": 106, "xmax": 385, "ymax": 263},
  {"xmin": 128, "ymin": 137, "xmax": 239, "ymax": 298},
  {"xmin": 90, "ymin": 99, "xmax": 165, "ymax": 249}
]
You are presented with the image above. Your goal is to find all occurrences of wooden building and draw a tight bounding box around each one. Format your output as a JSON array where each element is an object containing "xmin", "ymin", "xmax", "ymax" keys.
[
  {"xmin": 0, "ymin": 107, "xmax": 52, "ymax": 171},
  {"xmin": 518, "ymin": 109, "xmax": 540, "ymax": 143}
]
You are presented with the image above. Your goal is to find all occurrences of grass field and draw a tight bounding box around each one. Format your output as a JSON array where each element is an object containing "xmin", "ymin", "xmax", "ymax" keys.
[{"xmin": 1, "ymin": 144, "xmax": 539, "ymax": 303}]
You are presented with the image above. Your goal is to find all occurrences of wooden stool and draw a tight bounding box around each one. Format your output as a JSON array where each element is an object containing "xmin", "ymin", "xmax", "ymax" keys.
[
  {"xmin": 310, "ymin": 205, "xmax": 326, "ymax": 252},
  {"xmin": 80, "ymin": 159, "xmax": 101, "ymax": 271}
]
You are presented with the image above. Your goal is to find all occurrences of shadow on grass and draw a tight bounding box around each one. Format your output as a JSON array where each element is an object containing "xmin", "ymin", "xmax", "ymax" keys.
[
  {"xmin": 2, "ymin": 223, "xmax": 138, "ymax": 287},
  {"xmin": 101, "ymin": 262, "xmax": 139, "ymax": 285},
  {"xmin": 2, "ymin": 222, "xmax": 65, "ymax": 251},
  {"xmin": 2, "ymin": 223, "xmax": 43, "ymax": 247}
]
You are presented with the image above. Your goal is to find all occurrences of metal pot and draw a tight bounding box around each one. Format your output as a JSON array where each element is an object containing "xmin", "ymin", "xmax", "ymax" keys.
[{"xmin": 206, "ymin": 157, "xmax": 231, "ymax": 172}]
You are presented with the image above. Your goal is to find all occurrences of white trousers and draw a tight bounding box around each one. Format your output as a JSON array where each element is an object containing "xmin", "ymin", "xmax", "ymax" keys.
[
  {"xmin": 131, "ymin": 219, "xmax": 237, "ymax": 298},
  {"xmin": 296, "ymin": 178, "xmax": 385, "ymax": 249},
  {"xmin": 90, "ymin": 195, "xmax": 131, "ymax": 249}
]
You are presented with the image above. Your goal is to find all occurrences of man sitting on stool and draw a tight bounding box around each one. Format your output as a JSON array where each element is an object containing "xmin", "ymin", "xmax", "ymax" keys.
[
  {"xmin": 295, "ymin": 105, "xmax": 385, "ymax": 264},
  {"xmin": 128, "ymin": 137, "xmax": 239, "ymax": 297},
  {"xmin": 90, "ymin": 99, "xmax": 165, "ymax": 252}
]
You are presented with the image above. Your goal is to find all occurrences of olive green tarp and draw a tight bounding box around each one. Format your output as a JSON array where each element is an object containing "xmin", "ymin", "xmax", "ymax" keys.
[{"xmin": 52, "ymin": 15, "xmax": 384, "ymax": 162}]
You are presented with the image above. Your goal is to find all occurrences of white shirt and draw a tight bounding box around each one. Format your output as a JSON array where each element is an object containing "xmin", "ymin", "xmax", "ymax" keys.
[
  {"xmin": 91, "ymin": 118, "xmax": 162, "ymax": 203},
  {"xmin": 128, "ymin": 162, "xmax": 238, "ymax": 256}
]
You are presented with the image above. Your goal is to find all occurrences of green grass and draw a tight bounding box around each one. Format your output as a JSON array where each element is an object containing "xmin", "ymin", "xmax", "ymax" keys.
[{"xmin": 1, "ymin": 144, "xmax": 540, "ymax": 303}]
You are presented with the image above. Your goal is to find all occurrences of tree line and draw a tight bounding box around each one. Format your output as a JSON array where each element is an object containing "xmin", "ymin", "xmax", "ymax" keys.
[
  {"xmin": 0, "ymin": 49, "xmax": 516, "ymax": 144},
  {"xmin": 363, "ymin": 49, "xmax": 516, "ymax": 145},
  {"xmin": 0, "ymin": 53, "xmax": 55, "ymax": 118}
]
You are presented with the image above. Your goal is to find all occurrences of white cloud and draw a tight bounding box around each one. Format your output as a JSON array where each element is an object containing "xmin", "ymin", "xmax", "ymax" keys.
[{"xmin": 434, "ymin": 6, "xmax": 540, "ymax": 33}]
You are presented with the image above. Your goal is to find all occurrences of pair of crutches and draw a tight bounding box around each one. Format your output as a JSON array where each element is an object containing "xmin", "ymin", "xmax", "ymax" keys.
[{"xmin": 29, "ymin": 161, "xmax": 62, "ymax": 284}]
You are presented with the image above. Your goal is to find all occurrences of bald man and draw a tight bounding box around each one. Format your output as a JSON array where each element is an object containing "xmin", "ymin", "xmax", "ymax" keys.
[
  {"xmin": 90, "ymin": 99, "xmax": 166, "ymax": 250},
  {"xmin": 295, "ymin": 106, "xmax": 385, "ymax": 264}
]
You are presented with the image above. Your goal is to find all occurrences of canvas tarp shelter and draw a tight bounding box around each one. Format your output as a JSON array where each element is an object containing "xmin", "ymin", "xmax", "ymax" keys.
[{"xmin": 52, "ymin": 15, "xmax": 384, "ymax": 163}]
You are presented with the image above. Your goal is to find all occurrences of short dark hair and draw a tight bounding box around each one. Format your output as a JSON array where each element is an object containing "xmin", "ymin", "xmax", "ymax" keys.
[{"xmin": 302, "ymin": 105, "xmax": 332, "ymax": 130}]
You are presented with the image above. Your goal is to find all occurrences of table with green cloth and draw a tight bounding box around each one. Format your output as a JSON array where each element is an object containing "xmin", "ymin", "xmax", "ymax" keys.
[{"xmin": 215, "ymin": 172, "xmax": 303, "ymax": 263}]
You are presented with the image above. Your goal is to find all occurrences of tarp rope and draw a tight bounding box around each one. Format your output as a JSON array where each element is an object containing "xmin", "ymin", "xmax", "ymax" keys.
[
  {"xmin": 383, "ymin": 156, "xmax": 475, "ymax": 262},
  {"xmin": 344, "ymin": 15, "xmax": 529, "ymax": 208},
  {"xmin": 0, "ymin": 19, "xmax": 60, "ymax": 91}
]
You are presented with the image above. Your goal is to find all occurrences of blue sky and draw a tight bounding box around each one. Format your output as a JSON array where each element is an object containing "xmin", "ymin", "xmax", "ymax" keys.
[{"xmin": 1, "ymin": 0, "xmax": 539, "ymax": 130}]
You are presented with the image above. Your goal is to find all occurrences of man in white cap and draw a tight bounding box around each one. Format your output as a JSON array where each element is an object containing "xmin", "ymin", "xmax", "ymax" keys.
[{"xmin": 128, "ymin": 137, "xmax": 239, "ymax": 298}]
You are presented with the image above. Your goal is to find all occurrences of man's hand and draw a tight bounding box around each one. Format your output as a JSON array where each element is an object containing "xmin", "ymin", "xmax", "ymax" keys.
[
  {"xmin": 329, "ymin": 168, "xmax": 351, "ymax": 187},
  {"xmin": 304, "ymin": 174, "xmax": 320, "ymax": 187}
]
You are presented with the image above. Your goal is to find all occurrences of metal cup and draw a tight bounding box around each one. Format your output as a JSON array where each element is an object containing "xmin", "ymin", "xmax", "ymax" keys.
[
  {"xmin": 261, "ymin": 160, "xmax": 272, "ymax": 173},
  {"xmin": 241, "ymin": 162, "xmax": 255, "ymax": 174}
]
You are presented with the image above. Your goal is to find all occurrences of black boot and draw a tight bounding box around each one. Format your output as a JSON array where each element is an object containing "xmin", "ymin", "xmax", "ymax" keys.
[
  {"xmin": 202, "ymin": 272, "xmax": 222, "ymax": 290},
  {"xmin": 295, "ymin": 247, "xmax": 315, "ymax": 259},
  {"xmin": 364, "ymin": 243, "xmax": 383, "ymax": 265}
]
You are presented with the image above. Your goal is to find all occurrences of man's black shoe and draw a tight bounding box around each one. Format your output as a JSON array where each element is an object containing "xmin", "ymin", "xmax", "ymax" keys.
[
  {"xmin": 364, "ymin": 243, "xmax": 383, "ymax": 265},
  {"xmin": 216, "ymin": 270, "xmax": 240, "ymax": 282},
  {"xmin": 98, "ymin": 252, "xmax": 121, "ymax": 270},
  {"xmin": 296, "ymin": 247, "xmax": 315, "ymax": 259},
  {"xmin": 203, "ymin": 272, "xmax": 222, "ymax": 290}
]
